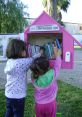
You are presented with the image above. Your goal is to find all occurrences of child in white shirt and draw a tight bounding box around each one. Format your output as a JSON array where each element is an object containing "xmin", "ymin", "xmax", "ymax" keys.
[{"xmin": 4, "ymin": 39, "xmax": 40, "ymax": 117}]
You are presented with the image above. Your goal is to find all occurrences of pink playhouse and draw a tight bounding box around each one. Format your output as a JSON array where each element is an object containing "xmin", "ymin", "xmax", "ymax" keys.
[{"xmin": 24, "ymin": 11, "xmax": 82, "ymax": 69}]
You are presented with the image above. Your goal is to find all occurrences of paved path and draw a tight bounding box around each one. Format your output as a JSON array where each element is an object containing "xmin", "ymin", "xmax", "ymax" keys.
[
  {"xmin": 0, "ymin": 49, "xmax": 82, "ymax": 89},
  {"xmin": 59, "ymin": 48, "xmax": 82, "ymax": 89},
  {"xmin": 0, "ymin": 62, "xmax": 6, "ymax": 89},
  {"xmin": 58, "ymin": 61, "xmax": 82, "ymax": 89}
]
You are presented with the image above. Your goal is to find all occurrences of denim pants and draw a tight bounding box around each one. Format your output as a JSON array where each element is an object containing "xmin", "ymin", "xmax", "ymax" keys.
[{"xmin": 5, "ymin": 97, "xmax": 25, "ymax": 117}]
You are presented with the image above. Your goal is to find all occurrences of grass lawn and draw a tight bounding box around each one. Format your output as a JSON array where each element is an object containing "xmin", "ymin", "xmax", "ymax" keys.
[
  {"xmin": 74, "ymin": 46, "xmax": 82, "ymax": 51},
  {"xmin": 74, "ymin": 46, "xmax": 82, "ymax": 49},
  {"xmin": 0, "ymin": 80, "xmax": 82, "ymax": 117}
]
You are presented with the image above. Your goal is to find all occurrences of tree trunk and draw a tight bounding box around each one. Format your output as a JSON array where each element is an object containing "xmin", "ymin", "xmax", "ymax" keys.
[{"xmin": 52, "ymin": 0, "xmax": 57, "ymax": 20}]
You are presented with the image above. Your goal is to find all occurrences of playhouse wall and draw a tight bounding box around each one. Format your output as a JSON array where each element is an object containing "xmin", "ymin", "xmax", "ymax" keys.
[
  {"xmin": 61, "ymin": 32, "xmax": 74, "ymax": 69},
  {"xmin": 24, "ymin": 11, "xmax": 74, "ymax": 69},
  {"xmin": 24, "ymin": 31, "xmax": 74, "ymax": 69}
]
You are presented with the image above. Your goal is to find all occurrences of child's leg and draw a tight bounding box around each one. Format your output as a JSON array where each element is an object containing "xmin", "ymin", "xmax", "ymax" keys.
[
  {"xmin": 47, "ymin": 100, "xmax": 56, "ymax": 117},
  {"xmin": 35, "ymin": 100, "xmax": 56, "ymax": 117},
  {"xmin": 35, "ymin": 103, "xmax": 44, "ymax": 117},
  {"xmin": 5, "ymin": 97, "xmax": 13, "ymax": 117},
  {"xmin": 13, "ymin": 98, "xmax": 25, "ymax": 117}
]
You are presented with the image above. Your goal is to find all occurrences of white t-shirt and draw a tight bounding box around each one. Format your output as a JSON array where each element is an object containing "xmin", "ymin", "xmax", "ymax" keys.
[{"xmin": 4, "ymin": 58, "xmax": 34, "ymax": 99}]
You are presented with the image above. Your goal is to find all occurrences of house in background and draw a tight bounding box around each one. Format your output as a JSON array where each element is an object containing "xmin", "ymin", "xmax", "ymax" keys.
[
  {"xmin": 0, "ymin": 34, "xmax": 19, "ymax": 60},
  {"xmin": 64, "ymin": 22, "xmax": 82, "ymax": 35},
  {"xmin": 64, "ymin": 22, "xmax": 82, "ymax": 45}
]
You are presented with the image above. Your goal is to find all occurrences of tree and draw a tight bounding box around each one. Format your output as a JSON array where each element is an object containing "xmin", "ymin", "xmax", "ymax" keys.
[
  {"xmin": 0, "ymin": 0, "xmax": 29, "ymax": 33},
  {"xmin": 0, "ymin": 0, "xmax": 5, "ymax": 33},
  {"xmin": 42, "ymin": 0, "xmax": 70, "ymax": 25}
]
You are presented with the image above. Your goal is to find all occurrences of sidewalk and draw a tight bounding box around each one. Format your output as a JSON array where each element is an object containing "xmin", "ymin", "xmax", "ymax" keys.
[{"xmin": 58, "ymin": 61, "xmax": 82, "ymax": 89}]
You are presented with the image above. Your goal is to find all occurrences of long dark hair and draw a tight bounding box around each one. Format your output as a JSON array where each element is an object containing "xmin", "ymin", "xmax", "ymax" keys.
[
  {"xmin": 6, "ymin": 39, "xmax": 27, "ymax": 59},
  {"xmin": 30, "ymin": 56, "xmax": 49, "ymax": 79}
]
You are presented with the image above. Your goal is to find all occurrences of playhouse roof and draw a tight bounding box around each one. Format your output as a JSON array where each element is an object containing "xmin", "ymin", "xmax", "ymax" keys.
[
  {"xmin": 25, "ymin": 11, "xmax": 62, "ymax": 33},
  {"xmin": 24, "ymin": 11, "xmax": 82, "ymax": 48}
]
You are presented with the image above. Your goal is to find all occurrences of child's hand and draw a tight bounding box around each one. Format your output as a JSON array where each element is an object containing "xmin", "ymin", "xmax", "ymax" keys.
[
  {"xmin": 32, "ymin": 53, "xmax": 41, "ymax": 59},
  {"xmin": 57, "ymin": 49, "xmax": 62, "ymax": 56},
  {"xmin": 53, "ymin": 47, "xmax": 61, "ymax": 58}
]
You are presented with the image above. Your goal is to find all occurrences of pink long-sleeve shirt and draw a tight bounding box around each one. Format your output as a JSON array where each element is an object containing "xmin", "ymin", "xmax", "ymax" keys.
[{"xmin": 32, "ymin": 57, "xmax": 61, "ymax": 104}]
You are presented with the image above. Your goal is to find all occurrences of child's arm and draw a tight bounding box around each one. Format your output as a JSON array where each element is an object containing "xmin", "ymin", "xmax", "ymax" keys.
[
  {"xmin": 49, "ymin": 46, "xmax": 61, "ymax": 78},
  {"xmin": 4, "ymin": 53, "xmax": 41, "ymax": 75},
  {"xmin": 53, "ymin": 47, "xmax": 61, "ymax": 78},
  {"xmin": 32, "ymin": 53, "xmax": 41, "ymax": 59},
  {"xmin": 18, "ymin": 53, "xmax": 41, "ymax": 71},
  {"xmin": 25, "ymin": 52, "xmax": 41, "ymax": 68}
]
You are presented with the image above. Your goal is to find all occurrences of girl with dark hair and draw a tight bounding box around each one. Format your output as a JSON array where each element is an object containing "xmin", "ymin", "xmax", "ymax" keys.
[
  {"xmin": 30, "ymin": 46, "xmax": 61, "ymax": 117},
  {"xmin": 4, "ymin": 39, "xmax": 40, "ymax": 117}
]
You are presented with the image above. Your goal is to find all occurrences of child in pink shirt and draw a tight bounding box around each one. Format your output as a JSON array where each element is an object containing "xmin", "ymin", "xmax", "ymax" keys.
[{"xmin": 30, "ymin": 46, "xmax": 61, "ymax": 117}]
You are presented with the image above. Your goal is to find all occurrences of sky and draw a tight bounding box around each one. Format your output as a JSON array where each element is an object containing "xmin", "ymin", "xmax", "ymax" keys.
[{"xmin": 21, "ymin": 0, "xmax": 82, "ymax": 23}]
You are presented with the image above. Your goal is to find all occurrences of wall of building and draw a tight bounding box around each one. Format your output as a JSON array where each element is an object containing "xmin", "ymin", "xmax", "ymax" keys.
[
  {"xmin": 64, "ymin": 22, "xmax": 82, "ymax": 35},
  {"xmin": 72, "ymin": 34, "xmax": 82, "ymax": 45},
  {"xmin": 64, "ymin": 22, "xmax": 82, "ymax": 46},
  {"xmin": 0, "ymin": 34, "xmax": 19, "ymax": 60}
]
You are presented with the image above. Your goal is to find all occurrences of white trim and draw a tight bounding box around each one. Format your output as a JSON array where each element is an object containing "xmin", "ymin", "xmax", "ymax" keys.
[{"xmin": 30, "ymin": 24, "xmax": 60, "ymax": 32}]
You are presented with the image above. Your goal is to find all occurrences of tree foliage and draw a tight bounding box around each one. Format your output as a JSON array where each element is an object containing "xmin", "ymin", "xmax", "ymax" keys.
[
  {"xmin": 57, "ymin": 0, "xmax": 70, "ymax": 12},
  {"xmin": 0, "ymin": 0, "xmax": 28, "ymax": 33},
  {"xmin": 42, "ymin": 0, "xmax": 70, "ymax": 25}
]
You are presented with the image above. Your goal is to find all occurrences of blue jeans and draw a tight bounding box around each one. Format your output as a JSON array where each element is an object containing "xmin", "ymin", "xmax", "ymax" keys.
[{"xmin": 5, "ymin": 97, "xmax": 25, "ymax": 117}]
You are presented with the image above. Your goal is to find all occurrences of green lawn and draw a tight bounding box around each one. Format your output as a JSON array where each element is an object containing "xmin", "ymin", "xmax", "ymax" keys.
[
  {"xmin": 0, "ymin": 80, "xmax": 82, "ymax": 117},
  {"xmin": 74, "ymin": 46, "xmax": 82, "ymax": 49}
]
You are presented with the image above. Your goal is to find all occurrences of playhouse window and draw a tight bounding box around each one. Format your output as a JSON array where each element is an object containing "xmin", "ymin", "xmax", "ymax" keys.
[{"xmin": 27, "ymin": 33, "xmax": 63, "ymax": 59}]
